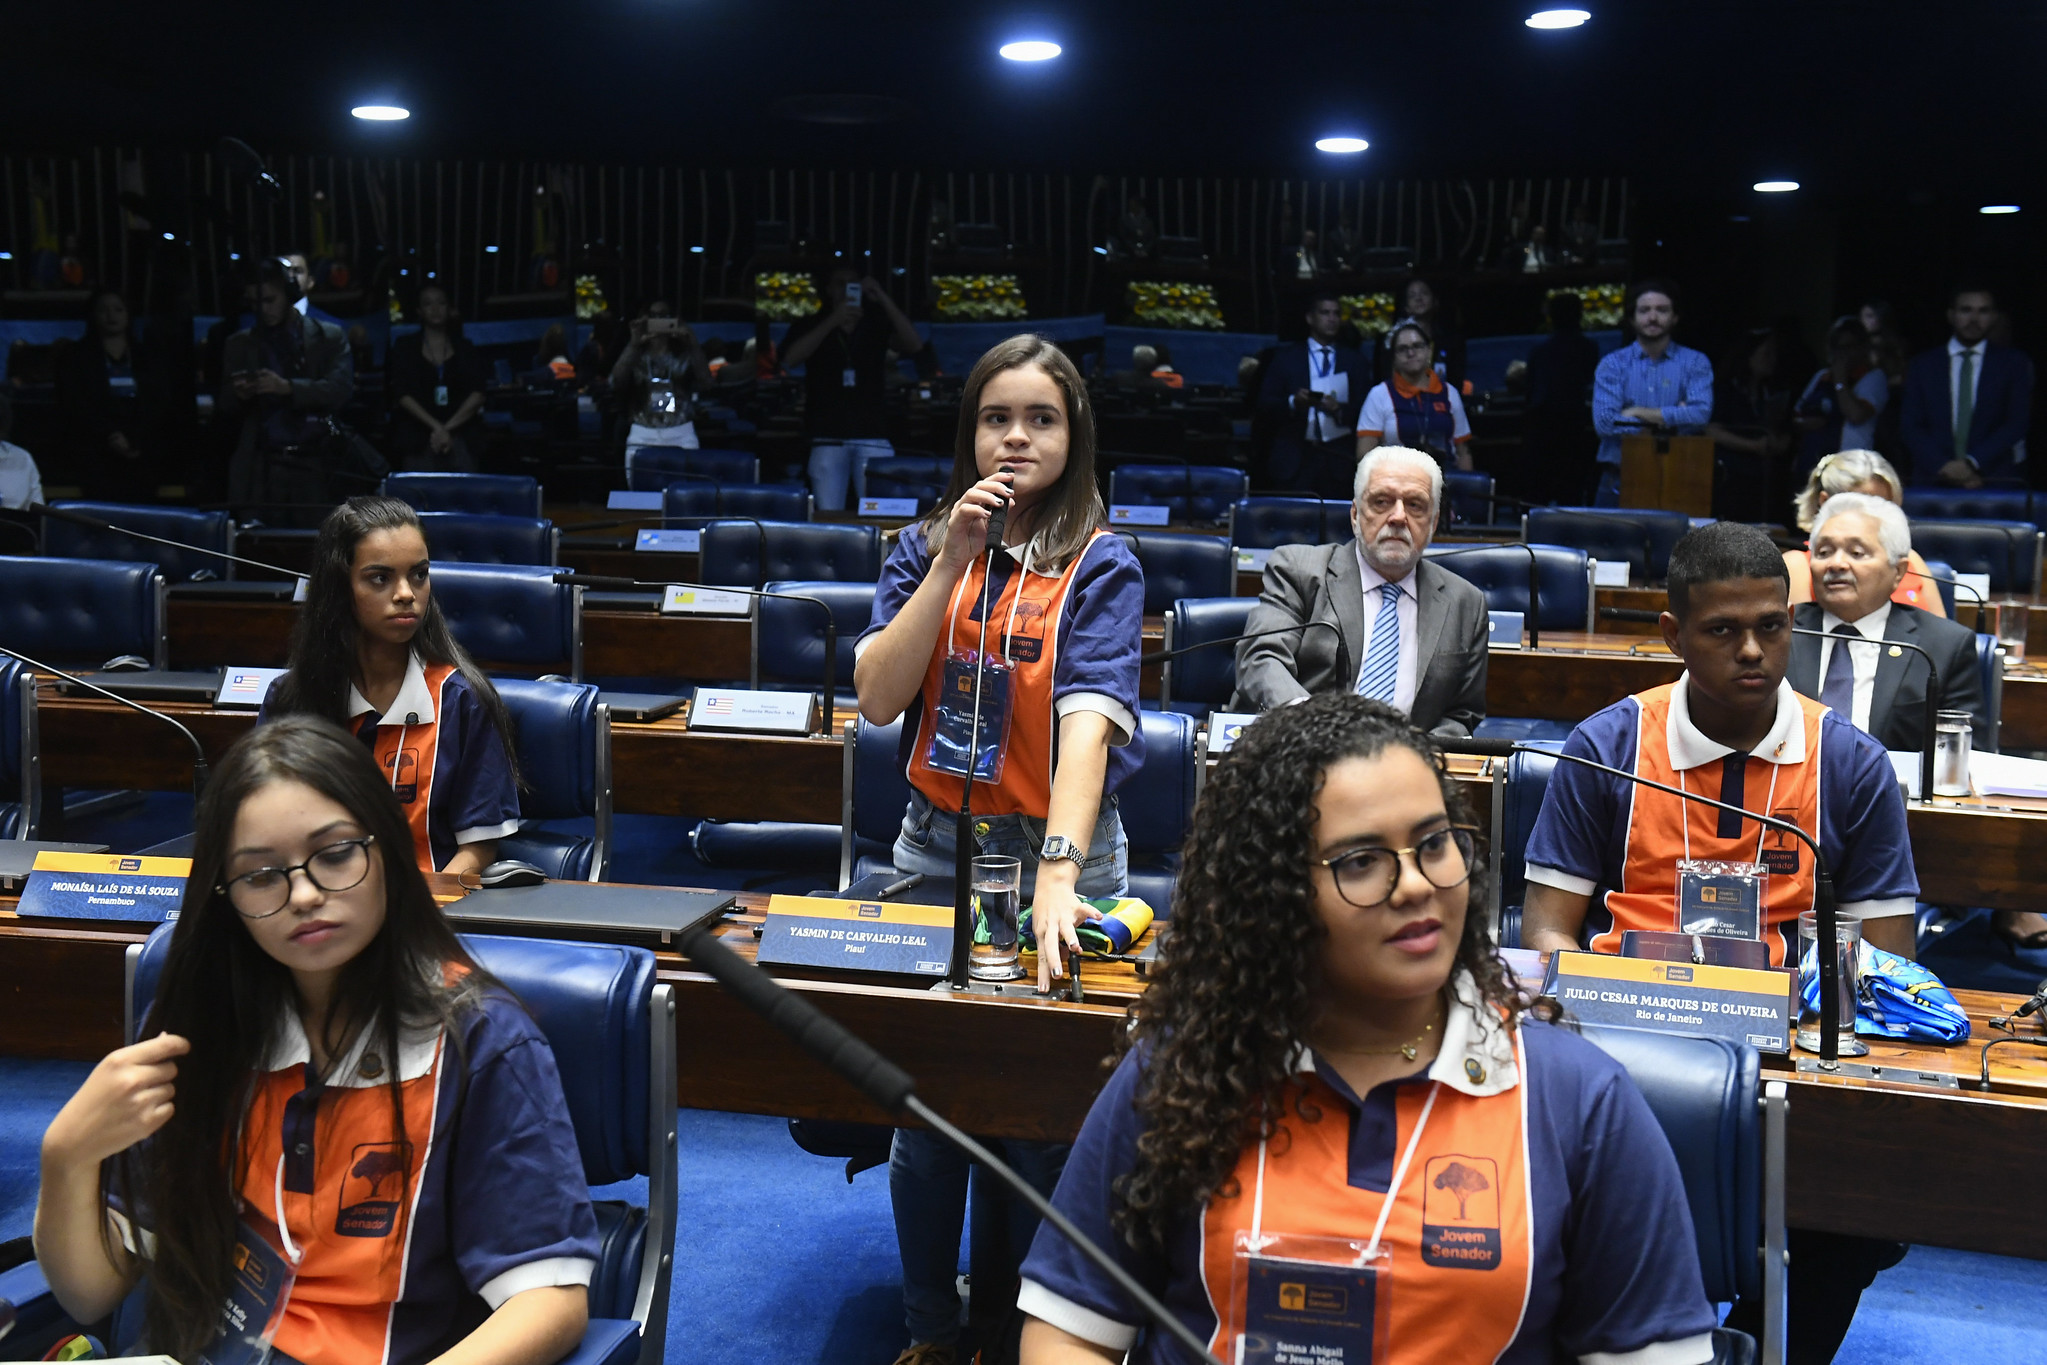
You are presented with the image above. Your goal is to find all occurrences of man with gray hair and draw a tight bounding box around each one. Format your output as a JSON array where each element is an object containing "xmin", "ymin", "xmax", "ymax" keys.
[
  {"xmin": 1787, "ymin": 491, "xmax": 1985, "ymax": 752},
  {"xmin": 1231, "ymin": 445, "xmax": 1490, "ymax": 734}
]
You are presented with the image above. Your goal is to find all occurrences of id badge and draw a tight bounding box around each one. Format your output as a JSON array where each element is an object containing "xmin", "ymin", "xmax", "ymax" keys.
[
  {"xmin": 1233, "ymin": 1232, "xmax": 1390, "ymax": 1365},
  {"xmin": 842, "ymin": 367, "xmax": 858, "ymax": 388},
  {"xmin": 924, "ymin": 649, "xmax": 1014, "ymax": 783},
  {"xmin": 197, "ymin": 1208, "xmax": 299, "ymax": 1365},
  {"xmin": 1676, "ymin": 859, "xmax": 1766, "ymax": 940},
  {"xmin": 433, "ymin": 383, "xmax": 449, "ymax": 408}
]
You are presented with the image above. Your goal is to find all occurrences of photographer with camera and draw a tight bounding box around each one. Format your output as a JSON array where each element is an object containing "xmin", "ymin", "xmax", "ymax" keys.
[
  {"xmin": 220, "ymin": 258, "xmax": 354, "ymax": 524},
  {"xmin": 783, "ymin": 267, "xmax": 922, "ymax": 510},
  {"xmin": 611, "ymin": 298, "xmax": 713, "ymax": 483}
]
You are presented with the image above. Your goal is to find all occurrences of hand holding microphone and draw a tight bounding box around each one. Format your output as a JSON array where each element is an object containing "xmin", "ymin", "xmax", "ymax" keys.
[{"xmin": 940, "ymin": 466, "xmax": 1015, "ymax": 572}]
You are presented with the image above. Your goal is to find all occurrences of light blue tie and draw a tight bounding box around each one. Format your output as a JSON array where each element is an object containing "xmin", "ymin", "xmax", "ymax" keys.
[{"xmin": 1358, "ymin": 583, "xmax": 1403, "ymax": 703}]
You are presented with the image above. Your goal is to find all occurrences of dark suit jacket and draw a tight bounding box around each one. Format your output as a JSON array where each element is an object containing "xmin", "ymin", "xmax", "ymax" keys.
[
  {"xmin": 1256, "ymin": 339, "xmax": 1369, "ymax": 445},
  {"xmin": 1231, "ymin": 540, "xmax": 1490, "ymax": 736},
  {"xmin": 1899, "ymin": 342, "xmax": 2034, "ymax": 483},
  {"xmin": 1788, "ymin": 601, "xmax": 1989, "ymax": 752}
]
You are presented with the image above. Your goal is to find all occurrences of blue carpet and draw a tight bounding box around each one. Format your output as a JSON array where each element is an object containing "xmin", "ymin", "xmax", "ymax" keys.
[{"xmin": 3, "ymin": 1056, "xmax": 2040, "ymax": 1362}]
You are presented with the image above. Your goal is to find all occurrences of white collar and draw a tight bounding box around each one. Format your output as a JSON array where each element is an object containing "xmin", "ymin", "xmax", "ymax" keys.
[
  {"xmin": 1354, "ymin": 542, "xmax": 1419, "ymax": 600},
  {"xmin": 346, "ymin": 651, "xmax": 437, "ymax": 725},
  {"xmin": 1665, "ymin": 674, "xmax": 1807, "ymax": 770},
  {"xmin": 998, "ymin": 528, "xmax": 1059, "ymax": 575},
  {"xmin": 1949, "ymin": 336, "xmax": 1983, "ymax": 357},
  {"xmin": 262, "ymin": 1003, "xmax": 442, "ymax": 1088},
  {"xmin": 1289, "ymin": 970, "xmax": 1520, "ymax": 1101},
  {"xmin": 1820, "ymin": 599, "xmax": 1892, "ymax": 640},
  {"xmin": 293, "ymin": 295, "xmax": 310, "ymax": 317}
]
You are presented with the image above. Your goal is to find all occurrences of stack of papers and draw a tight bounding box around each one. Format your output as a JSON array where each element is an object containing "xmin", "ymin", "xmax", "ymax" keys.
[{"xmin": 1886, "ymin": 748, "xmax": 2047, "ymax": 800}]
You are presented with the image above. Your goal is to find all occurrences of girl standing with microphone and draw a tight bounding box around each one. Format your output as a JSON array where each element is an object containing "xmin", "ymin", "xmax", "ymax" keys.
[{"xmin": 854, "ymin": 334, "xmax": 1145, "ymax": 1365}]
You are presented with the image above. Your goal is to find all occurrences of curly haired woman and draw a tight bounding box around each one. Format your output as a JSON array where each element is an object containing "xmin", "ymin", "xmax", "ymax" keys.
[{"xmin": 1014, "ymin": 693, "xmax": 1719, "ymax": 1364}]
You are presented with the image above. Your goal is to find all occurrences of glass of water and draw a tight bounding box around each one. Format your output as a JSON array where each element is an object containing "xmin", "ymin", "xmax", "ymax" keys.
[
  {"xmin": 1796, "ymin": 910, "xmax": 1869, "ymax": 1058},
  {"xmin": 970, "ymin": 855, "xmax": 1024, "ymax": 981},
  {"xmin": 1933, "ymin": 710, "xmax": 1974, "ymax": 797},
  {"xmin": 1996, "ymin": 600, "xmax": 2029, "ymax": 665}
]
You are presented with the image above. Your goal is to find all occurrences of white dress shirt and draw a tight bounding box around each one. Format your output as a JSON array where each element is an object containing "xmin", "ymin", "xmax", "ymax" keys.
[
  {"xmin": 1292, "ymin": 341, "xmax": 1342, "ymax": 442},
  {"xmin": 1948, "ymin": 336, "xmax": 1986, "ymax": 427},
  {"xmin": 1817, "ymin": 602, "xmax": 1891, "ymax": 733},
  {"xmin": 1353, "ymin": 545, "xmax": 1420, "ymax": 717}
]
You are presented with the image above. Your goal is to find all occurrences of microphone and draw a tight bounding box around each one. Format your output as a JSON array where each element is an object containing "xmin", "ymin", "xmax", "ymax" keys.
[
  {"xmin": 2013, "ymin": 975, "xmax": 2047, "ymax": 1020},
  {"xmin": 1141, "ymin": 619, "xmax": 1340, "ymax": 665},
  {"xmin": 1508, "ymin": 742, "xmax": 1848, "ymax": 1065},
  {"xmin": 31, "ymin": 503, "xmax": 308, "ymax": 584},
  {"xmin": 553, "ymin": 571, "xmax": 838, "ymax": 728},
  {"xmin": 1788, "ymin": 625, "xmax": 1942, "ymax": 806},
  {"xmin": 0, "ymin": 645, "xmax": 209, "ymax": 798},
  {"xmin": 1423, "ymin": 540, "xmax": 1544, "ymax": 648},
  {"xmin": 675, "ymin": 921, "xmax": 1228, "ymax": 1365},
  {"xmin": 952, "ymin": 462, "xmax": 1018, "ymax": 986}
]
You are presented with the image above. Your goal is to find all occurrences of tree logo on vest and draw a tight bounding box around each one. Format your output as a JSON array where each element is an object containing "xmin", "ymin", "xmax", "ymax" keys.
[
  {"xmin": 1421, "ymin": 1154, "xmax": 1501, "ymax": 1269},
  {"xmin": 336, "ymin": 1140, "xmax": 414, "ymax": 1237}
]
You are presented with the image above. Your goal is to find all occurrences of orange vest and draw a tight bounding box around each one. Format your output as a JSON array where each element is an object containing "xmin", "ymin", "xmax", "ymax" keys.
[{"xmin": 355, "ymin": 661, "xmax": 456, "ymax": 872}]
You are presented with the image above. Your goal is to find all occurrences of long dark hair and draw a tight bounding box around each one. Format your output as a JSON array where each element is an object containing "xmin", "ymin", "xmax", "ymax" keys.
[
  {"xmin": 922, "ymin": 334, "xmax": 1106, "ymax": 575},
  {"xmin": 119, "ymin": 716, "xmax": 496, "ymax": 1361},
  {"xmin": 267, "ymin": 496, "xmax": 519, "ymax": 777},
  {"xmin": 1111, "ymin": 693, "xmax": 1538, "ymax": 1252}
]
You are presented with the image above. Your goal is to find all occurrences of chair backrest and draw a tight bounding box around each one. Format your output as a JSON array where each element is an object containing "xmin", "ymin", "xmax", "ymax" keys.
[
  {"xmin": 432, "ymin": 564, "xmax": 582, "ymax": 679},
  {"xmin": 756, "ymin": 580, "xmax": 875, "ymax": 690},
  {"xmin": 1109, "ymin": 464, "xmax": 1249, "ymax": 524},
  {"xmin": 1908, "ymin": 519, "xmax": 2042, "ymax": 595},
  {"xmin": 494, "ymin": 677, "xmax": 611, "ymax": 878},
  {"xmin": 0, "ymin": 656, "xmax": 37, "ymax": 838},
  {"xmin": 700, "ymin": 520, "xmax": 881, "ymax": 587},
  {"xmin": 720, "ymin": 484, "xmax": 812, "ymax": 523},
  {"xmin": 1901, "ymin": 487, "xmax": 2034, "ymax": 523},
  {"xmin": 1163, "ymin": 596, "xmax": 1255, "ymax": 706},
  {"xmin": 661, "ymin": 483, "xmax": 720, "ymax": 527},
  {"xmin": 1576, "ymin": 1024, "xmax": 1763, "ymax": 1306},
  {"xmin": 626, "ymin": 447, "xmax": 759, "ymax": 491},
  {"xmin": 1524, "ymin": 506, "xmax": 1692, "ymax": 581},
  {"xmin": 864, "ymin": 456, "xmax": 952, "ymax": 502},
  {"xmin": 1432, "ymin": 544, "xmax": 1592, "ymax": 633},
  {"xmin": 45, "ymin": 503, "xmax": 233, "ymax": 585},
  {"xmin": 0, "ymin": 554, "xmax": 164, "ymax": 668},
  {"xmin": 1496, "ymin": 740, "xmax": 1563, "ymax": 917},
  {"xmin": 383, "ymin": 473, "xmax": 544, "ymax": 518},
  {"xmin": 417, "ymin": 512, "xmax": 558, "ymax": 567},
  {"xmin": 1977, "ymin": 632, "xmax": 2003, "ymax": 754},
  {"xmin": 1228, "ymin": 497, "xmax": 1355, "ymax": 551},
  {"xmin": 1920, "ymin": 557, "xmax": 1958, "ymax": 616},
  {"xmin": 1122, "ymin": 530, "xmax": 1235, "ymax": 613},
  {"xmin": 1441, "ymin": 470, "xmax": 1495, "ymax": 526},
  {"xmin": 1121, "ymin": 710, "xmax": 1198, "ymax": 860},
  {"xmin": 841, "ymin": 715, "xmax": 911, "ymax": 886}
]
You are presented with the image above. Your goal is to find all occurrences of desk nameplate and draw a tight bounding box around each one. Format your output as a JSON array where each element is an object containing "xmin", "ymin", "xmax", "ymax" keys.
[
  {"xmin": 18, "ymin": 851, "xmax": 192, "ymax": 924},
  {"xmin": 1543, "ymin": 950, "xmax": 1796, "ymax": 1053},
  {"xmin": 757, "ymin": 894, "xmax": 953, "ymax": 977}
]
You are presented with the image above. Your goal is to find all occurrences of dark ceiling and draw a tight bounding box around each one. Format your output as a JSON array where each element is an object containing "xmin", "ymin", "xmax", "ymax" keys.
[{"xmin": 3, "ymin": 1, "xmax": 2042, "ymax": 197}]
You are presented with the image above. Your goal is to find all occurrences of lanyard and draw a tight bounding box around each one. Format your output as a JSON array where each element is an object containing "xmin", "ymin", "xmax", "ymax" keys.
[
  {"xmin": 1250, "ymin": 1077, "xmax": 1441, "ymax": 1261},
  {"xmin": 942, "ymin": 536, "xmax": 1034, "ymax": 665},
  {"xmin": 270, "ymin": 1154, "xmax": 304, "ymax": 1266},
  {"xmin": 1679, "ymin": 756, "xmax": 1780, "ymax": 865}
]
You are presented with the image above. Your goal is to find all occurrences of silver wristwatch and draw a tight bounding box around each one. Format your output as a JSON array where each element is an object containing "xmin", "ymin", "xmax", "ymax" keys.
[{"xmin": 1040, "ymin": 835, "xmax": 1086, "ymax": 867}]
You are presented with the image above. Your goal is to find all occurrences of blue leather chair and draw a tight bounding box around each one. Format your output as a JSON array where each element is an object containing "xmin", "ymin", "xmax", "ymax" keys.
[
  {"xmin": 626, "ymin": 447, "xmax": 759, "ymax": 491},
  {"xmin": 1121, "ymin": 530, "xmax": 1235, "ymax": 614},
  {"xmin": 840, "ymin": 715, "xmax": 912, "ymax": 889},
  {"xmin": 1109, "ymin": 464, "xmax": 1249, "ymax": 525},
  {"xmin": 433, "ymin": 564, "xmax": 583, "ymax": 680},
  {"xmin": 1901, "ymin": 487, "xmax": 2034, "ymax": 523},
  {"xmin": 1919, "ymin": 557, "xmax": 1959, "ymax": 616},
  {"xmin": 699, "ymin": 520, "xmax": 881, "ymax": 587},
  {"xmin": 1426, "ymin": 544, "xmax": 1593, "ymax": 634},
  {"xmin": 864, "ymin": 456, "xmax": 953, "ymax": 504},
  {"xmin": 661, "ymin": 483, "xmax": 720, "ymax": 527},
  {"xmin": 0, "ymin": 656, "xmax": 39, "ymax": 838},
  {"xmin": 1123, "ymin": 710, "xmax": 1198, "ymax": 913},
  {"xmin": 104, "ymin": 926, "xmax": 676, "ymax": 1365},
  {"xmin": 383, "ymin": 473, "xmax": 544, "ymax": 518},
  {"xmin": 45, "ymin": 503, "xmax": 234, "ymax": 584},
  {"xmin": 496, "ymin": 679, "xmax": 612, "ymax": 881},
  {"xmin": 1491, "ymin": 740, "xmax": 1563, "ymax": 948},
  {"xmin": 1160, "ymin": 597, "xmax": 1254, "ymax": 714},
  {"xmin": 1442, "ymin": 470, "xmax": 1496, "ymax": 526},
  {"xmin": 1908, "ymin": 519, "xmax": 2042, "ymax": 595},
  {"xmin": 1228, "ymin": 497, "xmax": 1354, "ymax": 551},
  {"xmin": 1525, "ymin": 506, "xmax": 1693, "ymax": 583},
  {"xmin": 0, "ymin": 554, "xmax": 165, "ymax": 669},
  {"xmin": 418, "ymin": 512, "xmax": 559, "ymax": 566},
  {"xmin": 721, "ymin": 483, "xmax": 811, "ymax": 522}
]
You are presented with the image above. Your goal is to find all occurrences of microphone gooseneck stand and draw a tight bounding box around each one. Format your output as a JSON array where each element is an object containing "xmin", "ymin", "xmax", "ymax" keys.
[
  {"xmin": 0, "ymin": 645, "xmax": 210, "ymax": 798},
  {"xmin": 951, "ymin": 490, "xmax": 1010, "ymax": 988},
  {"xmin": 31, "ymin": 503, "xmax": 309, "ymax": 584}
]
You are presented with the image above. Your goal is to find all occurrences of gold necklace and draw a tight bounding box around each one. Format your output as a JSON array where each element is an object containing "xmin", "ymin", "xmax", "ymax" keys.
[{"xmin": 1351, "ymin": 999, "xmax": 1445, "ymax": 1061}]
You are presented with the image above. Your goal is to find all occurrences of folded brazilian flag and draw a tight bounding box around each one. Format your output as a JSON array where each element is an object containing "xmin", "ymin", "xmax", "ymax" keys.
[
  {"xmin": 1799, "ymin": 940, "xmax": 1972, "ymax": 1044},
  {"xmin": 1012, "ymin": 898, "xmax": 1156, "ymax": 955}
]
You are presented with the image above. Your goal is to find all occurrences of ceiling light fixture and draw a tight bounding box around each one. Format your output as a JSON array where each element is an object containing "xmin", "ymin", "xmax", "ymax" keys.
[
  {"xmin": 351, "ymin": 105, "xmax": 410, "ymax": 121},
  {"xmin": 484, "ymin": 244, "xmax": 500, "ymax": 254},
  {"xmin": 689, "ymin": 245, "xmax": 706, "ymax": 254},
  {"xmin": 1981, "ymin": 204, "xmax": 2021, "ymax": 215},
  {"xmin": 1753, "ymin": 180, "xmax": 1799, "ymax": 193},
  {"xmin": 1315, "ymin": 136, "xmax": 1369, "ymax": 154},
  {"xmin": 998, "ymin": 40, "xmax": 1060, "ymax": 61},
  {"xmin": 1525, "ymin": 9, "xmax": 1590, "ymax": 28}
]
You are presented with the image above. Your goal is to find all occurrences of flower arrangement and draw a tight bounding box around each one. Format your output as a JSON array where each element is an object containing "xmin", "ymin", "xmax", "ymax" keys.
[
  {"xmin": 574, "ymin": 274, "xmax": 609, "ymax": 320},
  {"xmin": 755, "ymin": 271, "xmax": 821, "ymax": 321},
  {"xmin": 932, "ymin": 274, "xmax": 1028, "ymax": 321},
  {"xmin": 1547, "ymin": 282, "xmax": 1625, "ymax": 330},
  {"xmin": 1127, "ymin": 280, "xmax": 1225, "ymax": 330},
  {"xmin": 1339, "ymin": 292, "xmax": 1398, "ymax": 336}
]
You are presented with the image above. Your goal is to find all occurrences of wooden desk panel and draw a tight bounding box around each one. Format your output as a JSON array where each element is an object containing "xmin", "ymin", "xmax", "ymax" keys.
[{"xmin": 1485, "ymin": 635, "xmax": 1684, "ymax": 720}]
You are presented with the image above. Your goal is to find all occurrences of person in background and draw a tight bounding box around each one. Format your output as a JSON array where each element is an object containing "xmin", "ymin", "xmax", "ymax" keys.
[
  {"xmin": 1376, "ymin": 277, "xmax": 1464, "ymax": 391},
  {"xmin": 1356, "ymin": 320, "xmax": 1473, "ymax": 470},
  {"xmin": 1113, "ymin": 196, "xmax": 1156, "ymax": 259},
  {"xmin": 783, "ymin": 268, "xmax": 921, "ymax": 510},
  {"xmin": 1784, "ymin": 449, "xmax": 1944, "ymax": 617},
  {"xmin": 1256, "ymin": 290, "xmax": 1369, "ymax": 495},
  {"xmin": 0, "ymin": 393, "xmax": 46, "ymax": 509},
  {"xmin": 1016, "ymin": 694, "xmax": 1718, "ymax": 1365},
  {"xmin": 610, "ymin": 299, "xmax": 713, "ymax": 484},
  {"xmin": 535, "ymin": 323, "xmax": 575, "ymax": 381},
  {"xmin": 219, "ymin": 260, "xmax": 354, "ymax": 522},
  {"xmin": 1590, "ymin": 279, "xmax": 1713, "ymax": 506},
  {"xmin": 1900, "ymin": 284, "xmax": 2034, "ymax": 487},
  {"xmin": 1705, "ymin": 327, "xmax": 1794, "ymax": 522},
  {"xmin": 1233, "ymin": 446, "xmax": 1489, "ymax": 736},
  {"xmin": 1520, "ymin": 291, "xmax": 1603, "ymax": 506},
  {"xmin": 386, "ymin": 282, "xmax": 486, "ymax": 472},
  {"xmin": 283, "ymin": 251, "xmax": 345, "ymax": 327},
  {"xmin": 56, "ymin": 286, "xmax": 171, "ymax": 503},
  {"xmin": 1792, "ymin": 318, "xmax": 1888, "ymax": 471},
  {"xmin": 1859, "ymin": 299, "xmax": 1910, "ymax": 390}
]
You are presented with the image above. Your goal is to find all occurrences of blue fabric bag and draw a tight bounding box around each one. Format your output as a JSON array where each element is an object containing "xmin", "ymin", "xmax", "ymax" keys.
[{"xmin": 1800, "ymin": 940, "xmax": 1972, "ymax": 1043}]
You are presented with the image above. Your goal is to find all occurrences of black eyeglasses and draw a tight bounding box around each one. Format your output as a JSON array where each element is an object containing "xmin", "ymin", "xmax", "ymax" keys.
[
  {"xmin": 220, "ymin": 836, "xmax": 376, "ymax": 919},
  {"xmin": 1315, "ymin": 825, "xmax": 1479, "ymax": 909}
]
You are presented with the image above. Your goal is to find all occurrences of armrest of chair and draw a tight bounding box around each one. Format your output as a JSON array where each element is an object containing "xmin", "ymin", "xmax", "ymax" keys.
[
  {"xmin": 559, "ymin": 1318, "xmax": 642, "ymax": 1365},
  {"xmin": 0, "ymin": 1258, "xmax": 67, "ymax": 1337}
]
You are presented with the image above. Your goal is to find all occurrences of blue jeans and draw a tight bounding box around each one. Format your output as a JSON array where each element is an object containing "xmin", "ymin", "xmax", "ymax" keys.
[
  {"xmin": 889, "ymin": 789, "xmax": 1126, "ymax": 1346},
  {"xmin": 808, "ymin": 437, "xmax": 894, "ymax": 512},
  {"xmin": 1594, "ymin": 464, "xmax": 1622, "ymax": 507}
]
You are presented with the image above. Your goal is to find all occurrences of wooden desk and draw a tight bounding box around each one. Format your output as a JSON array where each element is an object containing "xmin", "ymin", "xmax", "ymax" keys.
[{"xmin": 2, "ymin": 891, "xmax": 2041, "ymax": 1258}]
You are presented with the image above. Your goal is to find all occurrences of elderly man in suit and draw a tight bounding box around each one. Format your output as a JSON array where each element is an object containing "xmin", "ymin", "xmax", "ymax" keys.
[
  {"xmin": 1232, "ymin": 444, "xmax": 1490, "ymax": 735},
  {"xmin": 1256, "ymin": 289, "xmax": 1370, "ymax": 496},
  {"xmin": 1787, "ymin": 491, "xmax": 1987, "ymax": 752},
  {"xmin": 1900, "ymin": 285, "xmax": 2035, "ymax": 487}
]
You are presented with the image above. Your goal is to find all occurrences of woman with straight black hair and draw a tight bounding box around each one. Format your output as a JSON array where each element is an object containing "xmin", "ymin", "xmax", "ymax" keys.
[
  {"xmin": 855, "ymin": 334, "xmax": 1146, "ymax": 1365},
  {"xmin": 263, "ymin": 496, "xmax": 521, "ymax": 875},
  {"xmin": 386, "ymin": 281, "xmax": 486, "ymax": 472},
  {"xmin": 34, "ymin": 715, "xmax": 597, "ymax": 1365}
]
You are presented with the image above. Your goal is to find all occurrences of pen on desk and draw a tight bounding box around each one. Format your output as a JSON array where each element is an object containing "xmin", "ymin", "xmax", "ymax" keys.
[{"xmin": 878, "ymin": 872, "xmax": 925, "ymax": 900}]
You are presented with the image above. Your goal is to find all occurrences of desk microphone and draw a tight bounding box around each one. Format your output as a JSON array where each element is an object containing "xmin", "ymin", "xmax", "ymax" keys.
[
  {"xmin": 952, "ymin": 466, "xmax": 1015, "ymax": 986},
  {"xmin": 2013, "ymin": 975, "xmax": 2047, "ymax": 1020},
  {"xmin": 30, "ymin": 503, "xmax": 308, "ymax": 584},
  {"xmin": 1141, "ymin": 620, "xmax": 1340, "ymax": 667},
  {"xmin": 674, "ymin": 922, "xmax": 1228, "ymax": 1365},
  {"xmin": 0, "ymin": 645, "xmax": 210, "ymax": 798}
]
